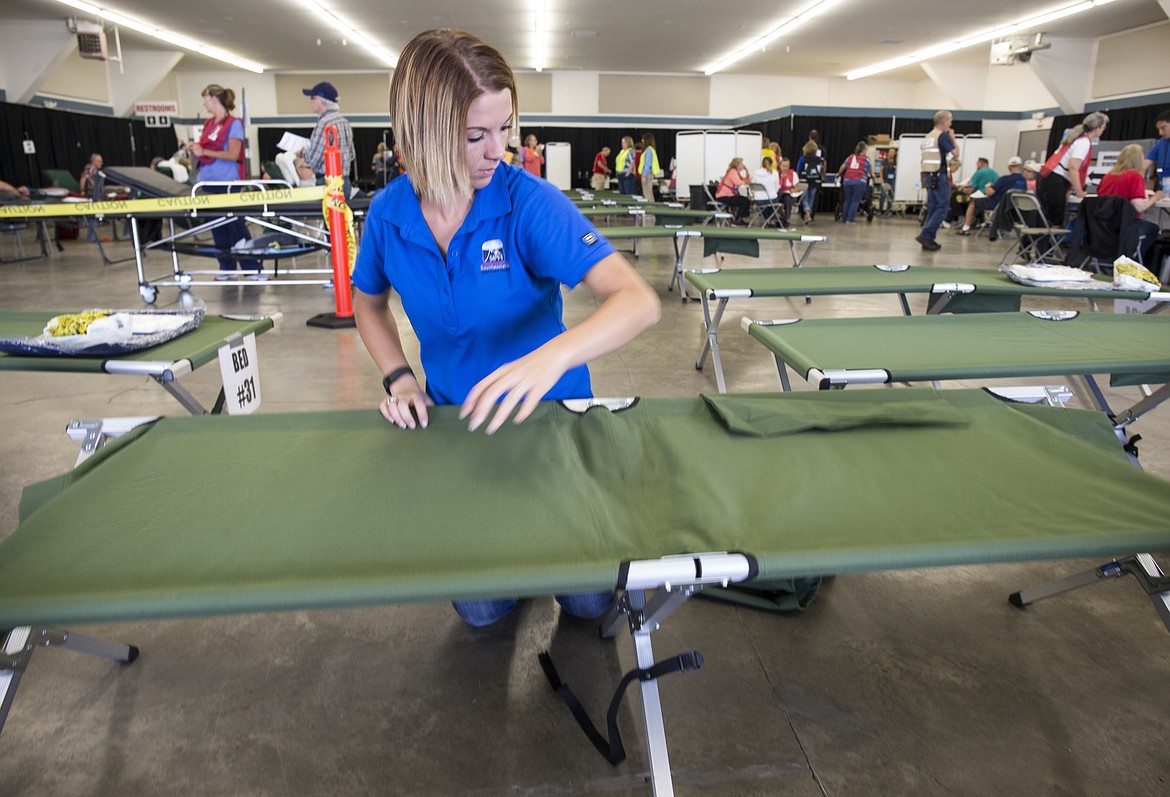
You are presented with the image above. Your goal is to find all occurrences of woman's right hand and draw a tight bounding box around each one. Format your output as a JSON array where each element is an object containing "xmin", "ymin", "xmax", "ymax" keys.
[{"xmin": 379, "ymin": 377, "xmax": 433, "ymax": 429}]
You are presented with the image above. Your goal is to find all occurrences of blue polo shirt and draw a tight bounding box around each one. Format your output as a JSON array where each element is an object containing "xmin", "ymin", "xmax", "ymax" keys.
[
  {"xmin": 986, "ymin": 172, "xmax": 1026, "ymax": 209},
  {"xmin": 352, "ymin": 164, "xmax": 616, "ymax": 405},
  {"xmin": 1147, "ymin": 138, "xmax": 1170, "ymax": 179}
]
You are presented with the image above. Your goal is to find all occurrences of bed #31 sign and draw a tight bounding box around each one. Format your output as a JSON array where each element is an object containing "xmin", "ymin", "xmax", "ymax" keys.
[{"xmin": 217, "ymin": 332, "xmax": 262, "ymax": 414}]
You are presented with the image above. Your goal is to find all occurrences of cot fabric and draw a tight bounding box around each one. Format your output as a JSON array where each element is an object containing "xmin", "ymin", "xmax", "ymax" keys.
[
  {"xmin": 686, "ymin": 265, "xmax": 1152, "ymax": 314},
  {"xmin": 746, "ymin": 312, "xmax": 1170, "ymax": 385},
  {"xmin": 3, "ymin": 390, "xmax": 1170, "ymax": 628},
  {"xmin": 0, "ymin": 312, "xmax": 275, "ymax": 374}
]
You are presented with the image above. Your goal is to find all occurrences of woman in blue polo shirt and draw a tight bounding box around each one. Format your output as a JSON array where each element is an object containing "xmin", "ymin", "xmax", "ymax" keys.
[{"xmin": 352, "ymin": 29, "xmax": 660, "ymax": 627}]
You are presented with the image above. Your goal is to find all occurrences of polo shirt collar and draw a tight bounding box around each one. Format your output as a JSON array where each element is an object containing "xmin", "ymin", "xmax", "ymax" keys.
[{"xmin": 380, "ymin": 165, "xmax": 513, "ymax": 247}]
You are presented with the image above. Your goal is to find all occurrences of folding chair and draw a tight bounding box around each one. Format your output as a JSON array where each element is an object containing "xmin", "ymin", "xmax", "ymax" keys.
[
  {"xmin": 745, "ymin": 183, "xmax": 779, "ymax": 227},
  {"xmin": 1065, "ymin": 194, "xmax": 1150, "ymax": 273},
  {"xmin": 1000, "ymin": 191, "xmax": 1065, "ymax": 266},
  {"xmin": 704, "ymin": 183, "xmax": 729, "ymax": 215}
]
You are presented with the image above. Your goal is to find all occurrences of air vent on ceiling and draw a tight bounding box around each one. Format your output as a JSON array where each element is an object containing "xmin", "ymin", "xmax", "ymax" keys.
[{"xmin": 76, "ymin": 20, "xmax": 108, "ymax": 61}]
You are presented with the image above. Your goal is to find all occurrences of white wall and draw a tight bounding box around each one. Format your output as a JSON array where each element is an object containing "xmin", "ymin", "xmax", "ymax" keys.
[
  {"xmin": 709, "ymin": 73, "xmax": 928, "ymax": 118},
  {"xmin": 982, "ymin": 65, "xmax": 1058, "ymax": 112},
  {"xmin": 551, "ymin": 71, "xmax": 598, "ymax": 115}
]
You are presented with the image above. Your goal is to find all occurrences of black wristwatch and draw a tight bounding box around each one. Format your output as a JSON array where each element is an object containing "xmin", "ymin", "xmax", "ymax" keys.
[{"xmin": 382, "ymin": 365, "xmax": 415, "ymax": 395}]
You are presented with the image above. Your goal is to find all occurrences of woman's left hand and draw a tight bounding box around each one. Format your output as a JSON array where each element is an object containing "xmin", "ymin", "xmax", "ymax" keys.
[
  {"xmin": 460, "ymin": 346, "xmax": 569, "ymax": 434},
  {"xmin": 190, "ymin": 144, "xmax": 204, "ymax": 158}
]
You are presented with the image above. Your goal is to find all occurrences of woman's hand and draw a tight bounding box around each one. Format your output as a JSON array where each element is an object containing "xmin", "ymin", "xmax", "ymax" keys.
[
  {"xmin": 190, "ymin": 143, "xmax": 204, "ymax": 158},
  {"xmin": 460, "ymin": 345, "xmax": 570, "ymax": 434},
  {"xmin": 380, "ymin": 376, "xmax": 433, "ymax": 429}
]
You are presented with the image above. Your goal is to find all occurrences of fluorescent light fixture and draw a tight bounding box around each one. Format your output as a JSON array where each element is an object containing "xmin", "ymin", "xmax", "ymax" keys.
[
  {"xmin": 534, "ymin": 0, "xmax": 548, "ymax": 72},
  {"xmin": 846, "ymin": 0, "xmax": 1117, "ymax": 80},
  {"xmin": 296, "ymin": 0, "xmax": 397, "ymax": 68},
  {"xmin": 704, "ymin": 0, "xmax": 844, "ymax": 76},
  {"xmin": 53, "ymin": 0, "xmax": 264, "ymax": 73}
]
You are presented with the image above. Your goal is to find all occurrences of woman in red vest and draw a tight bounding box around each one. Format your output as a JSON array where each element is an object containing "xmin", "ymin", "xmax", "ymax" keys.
[
  {"xmin": 187, "ymin": 84, "xmax": 261, "ymax": 278},
  {"xmin": 1035, "ymin": 111, "xmax": 1108, "ymax": 227}
]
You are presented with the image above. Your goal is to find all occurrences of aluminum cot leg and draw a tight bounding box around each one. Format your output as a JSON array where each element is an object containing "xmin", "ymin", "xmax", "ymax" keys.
[
  {"xmin": 1010, "ymin": 554, "xmax": 1170, "ymax": 635},
  {"xmin": 0, "ymin": 626, "xmax": 138, "ymax": 738}
]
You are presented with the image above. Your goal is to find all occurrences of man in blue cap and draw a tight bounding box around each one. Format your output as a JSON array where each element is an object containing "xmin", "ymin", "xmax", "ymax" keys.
[{"xmin": 303, "ymin": 81, "xmax": 354, "ymax": 196}]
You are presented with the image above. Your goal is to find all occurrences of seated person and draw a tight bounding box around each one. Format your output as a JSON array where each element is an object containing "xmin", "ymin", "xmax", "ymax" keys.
[
  {"xmin": 960, "ymin": 156, "xmax": 1017, "ymax": 236},
  {"xmin": 1024, "ymin": 160, "xmax": 1040, "ymax": 192},
  {"xmin": 752, "ymin": 156, "xmax": 781, "ymax": 225},
  {"xmin": 156, "ymin": 157, "xmax": 190, "ymax": 183},
  {"xmin": 945, "ymin": 157, "xmax": 966, "ymax": 226},
  {"xmin": 0, "ymin": 179, "xmax": 30, "ymax": 201},
  {"xmin": 1097, "ymin": 143, "xmax": 1165, "ymax": 259},
  {"xmin": 275, "ymin": 150, "xmax": 318, "ymax": 187},
  {"xmin": 715, "ymin": 157, "xmax": 751, "ymax": 226},
  {"xmin": 954, "ymin": 156, "xmax": 1001, "ymax": 232},
  {"xmin": 982, "ymin": 156, "xmax": 1028, "ymax": 242},
  {"xmin": 776, "ymin": 158, "xmax": 800, "ymax": 228}
]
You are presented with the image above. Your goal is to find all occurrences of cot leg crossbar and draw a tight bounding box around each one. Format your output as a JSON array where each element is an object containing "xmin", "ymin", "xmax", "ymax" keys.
[
  {"xmin": 1009, "ymin": 554, "xmax": 1170, "ymax": 634},
  {"xmin": 541, "ymin": 552, "xmax": 756, "ymax": 797},
  {"xmin": 0, "ymin": 626, "xmax": 139, "ymax": 738}
]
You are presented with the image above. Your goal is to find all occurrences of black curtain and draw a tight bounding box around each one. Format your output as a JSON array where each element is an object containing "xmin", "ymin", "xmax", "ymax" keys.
[
  {"xmin": 0, "ymin": 101, "xmax": 179, "ymax": 189},
  {"xmin": 1048, "ymin": 102, "xmax": 1167, "ymax": 152},
  {"xmin": 520, "ymin": 126, "xmax": 682, "ymax": 190},
  {"xmin": 737, "ymin": 114, "xmax": 982, "ymax": 214},
  {"xmin": 741, "ymin": 114, "xmax": 980, "ymax": 169}
]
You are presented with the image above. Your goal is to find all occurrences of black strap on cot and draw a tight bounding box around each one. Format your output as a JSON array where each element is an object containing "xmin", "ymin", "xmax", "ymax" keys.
[{"xmin": 538, "ymin": 649, "xmax": 703, "ymax": 766}]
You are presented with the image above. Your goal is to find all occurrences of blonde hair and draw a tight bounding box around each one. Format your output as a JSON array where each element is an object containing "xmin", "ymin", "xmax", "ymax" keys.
[
  {"xmin": 1110, "ymin": 143, "xmax": 1145, "ymax": 175},
  {"xmin": 728, "ymin": 157, "xmax": 744, "ymax": 171},
  {"xmin": 201, "ymin": 84, "xmax": 236, "ymax": 112},
  {"xmin": 390, "ymin": 29, "xmax": 517, "ymax": 206}
]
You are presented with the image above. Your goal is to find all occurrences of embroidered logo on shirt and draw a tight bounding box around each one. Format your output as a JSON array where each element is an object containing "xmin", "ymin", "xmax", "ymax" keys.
[
  {"xmin": 582, "ymin": 232, "xmax": 598, "ymax": 246},
  {"xmin": 480, "ymin": 239, "xmax": 509, "ymax": 271}
]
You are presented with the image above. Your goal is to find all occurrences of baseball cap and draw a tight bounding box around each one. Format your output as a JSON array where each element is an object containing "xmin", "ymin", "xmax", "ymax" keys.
[
  {"xmin": 1007, "ymin": 156, "xmax": 1023, "ymax": 167},
  {"xmin": 1024, "ymin": 159, "xmax": 1041, "ymax": 172},
  {"xmin": 302, "ymin": 82, "xmax": 339, "ymax": 102}
]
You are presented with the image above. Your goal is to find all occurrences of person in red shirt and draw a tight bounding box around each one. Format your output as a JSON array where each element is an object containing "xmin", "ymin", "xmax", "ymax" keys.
[
  {"xmin": 1098, "ymin": 143, "xmax": 1165, "ymax": 258},
  {"xmin": 777, "ymin": 158, "xmax": 801, "ymax": 228},
  {"xmin": 591, "ymin": 146, "xmax": 611, "ymax": 190},
  {"xmin": 835, "ymin": 141, "xmax": 870, "ymax": 223}
]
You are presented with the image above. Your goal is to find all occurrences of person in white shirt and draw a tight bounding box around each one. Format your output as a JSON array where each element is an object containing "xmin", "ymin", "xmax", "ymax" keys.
[{"xmin": 753, "ymin": 156, "xmax": 782, "ymax": 226}]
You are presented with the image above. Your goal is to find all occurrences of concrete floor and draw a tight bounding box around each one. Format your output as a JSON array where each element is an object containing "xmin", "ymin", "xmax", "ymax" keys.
[{"xmin": 1, "ymin": 209, "xmax": 1168, "ymax": 796}]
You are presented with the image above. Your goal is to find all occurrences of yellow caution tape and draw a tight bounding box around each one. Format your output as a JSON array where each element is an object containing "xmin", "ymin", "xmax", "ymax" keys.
[
  {"xmin": 322, "ymin": 175, "xmax": 357, "ymax": 274},
  {"xmin": 0, "ymin": 186, "xmax": 327, "ymax": 220}
]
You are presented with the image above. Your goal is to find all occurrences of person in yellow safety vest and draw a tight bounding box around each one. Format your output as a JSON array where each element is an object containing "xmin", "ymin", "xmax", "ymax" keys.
[
  {"xmin": 640, "ymin": 132, "xmax": 660, "ymax": 202},
  {"xmin": 615, "ymin": 136, "xmax": 636, "ymax": 195}
]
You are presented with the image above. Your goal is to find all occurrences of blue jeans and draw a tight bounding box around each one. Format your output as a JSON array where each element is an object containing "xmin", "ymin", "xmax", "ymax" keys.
[
  {"xmin": 920, "ymin": 172, "xmax": 949, "ymax": 241},
  {"xmin": 453, "ymin": 590, "xmax": 614, "ymax": 627},
  {"xmin": 617, "ymin": 174, "xmax": 634, "ymax": 195},
  {"xmin": 204, "ymin": 186, "xmax": 260, "ymax": 273},
  {"xmin": 841, "ymin": 179, "xmax": 866, "ymax": 222},
  {"xmin": 801, "ymin": 186, "xmax": 818, "ymax": 218}
]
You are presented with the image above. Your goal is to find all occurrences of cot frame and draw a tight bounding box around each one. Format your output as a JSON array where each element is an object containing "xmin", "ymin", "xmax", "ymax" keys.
[
  {"xmin": 0, "ymin": 312, "xmax": 280, "ymax": 415},
  {"xmin": 691, "ymin": 263, "xmax": 1168, "ymax": 393},
  {"xmin": 0, "ymin": 452, "xmax": 752, "ymax": 797},
  {"xmin": 599, "ymin": 227, "xmax": 826, "ymax": 300},
  {"xmin": 740, "ymin": 313, "xmax": 1170, "ymax": 433},
  {"xmin": 3, "ymin": 396, "xmax": 1167, "ymax": 797}
]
